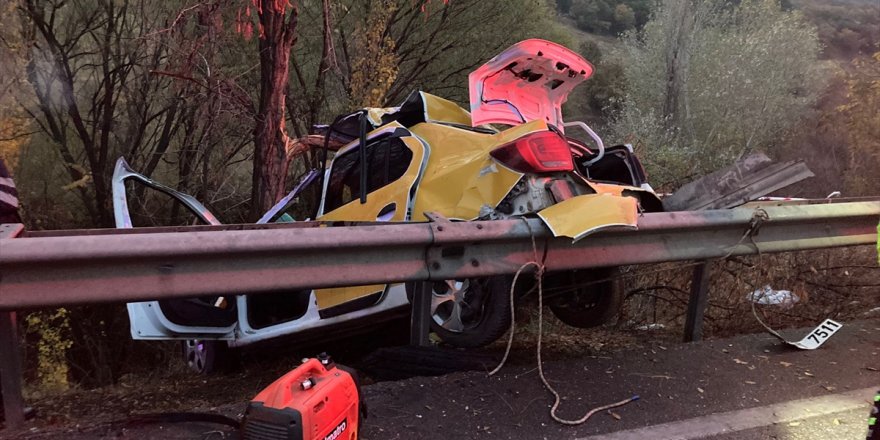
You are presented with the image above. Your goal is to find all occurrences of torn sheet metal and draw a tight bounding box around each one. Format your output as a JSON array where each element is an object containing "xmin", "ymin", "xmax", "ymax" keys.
[
  {"xmin": 408, "ymin": 121, "xmax": 546, "ymax": 220},
  {"xmin": 536, "ymin": 193, "xmax": 638, "ymax": 242},
  {"xmin": 258, "ymin": 170, "xmax": 319, "ymax": 224},
  {"xmin": 663, "ymin": 153, "xmax": 815, "ymax": 212},
  {"xmin": 364, "ymin": 92, "xmax": 474, "ymax": 129}
]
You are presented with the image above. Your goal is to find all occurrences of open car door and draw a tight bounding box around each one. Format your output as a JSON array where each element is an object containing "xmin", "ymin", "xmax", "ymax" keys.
[
  {"xmin": 114, "ymin": 159, "xmax": 321, "ymax": 340},
  {"xmin": 113, "ymin": 157, "xmax": 237, "ymax": 340}
]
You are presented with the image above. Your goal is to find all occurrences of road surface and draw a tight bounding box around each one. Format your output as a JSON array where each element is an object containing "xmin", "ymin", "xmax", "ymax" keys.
[{"xmin": 4, "ymin": 319, "xmax": 878, "ymax": 439}]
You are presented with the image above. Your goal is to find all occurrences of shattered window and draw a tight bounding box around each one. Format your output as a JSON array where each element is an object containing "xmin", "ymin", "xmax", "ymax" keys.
[{"xmin": 324, "ymin": 137, "xmax": 413, "ymax": 212}]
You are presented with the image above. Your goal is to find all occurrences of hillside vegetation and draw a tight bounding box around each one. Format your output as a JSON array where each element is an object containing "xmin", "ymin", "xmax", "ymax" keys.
[{"xmin": 558, "ymin": 0, "xmax": 879, "ymax": 193}]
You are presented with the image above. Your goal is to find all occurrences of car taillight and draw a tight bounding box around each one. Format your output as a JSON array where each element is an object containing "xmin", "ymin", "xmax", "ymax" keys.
[{"xmin": 490, "ymin": 131, "xmax": 574, "ymax": 173}]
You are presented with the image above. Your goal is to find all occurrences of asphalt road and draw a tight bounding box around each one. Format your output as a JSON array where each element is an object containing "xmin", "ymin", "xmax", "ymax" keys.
[
  {"xmin": 4, "ymin": 319, "xmax": 877, "ymax": 439},
  {"xmin": 358, "ymin": 319, "xmax": 879, "ymax": 440}
]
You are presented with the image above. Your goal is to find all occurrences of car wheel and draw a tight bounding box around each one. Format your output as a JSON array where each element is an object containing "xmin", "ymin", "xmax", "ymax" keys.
[
  {"xmin": 547, "ymin": 267, "xmax": 622, "ymax": 328},
  {"xmin": 181, "ymin": 339, "xmax": 235, "ymax": 375},
  {"xmin": 408, "ymin": 276, "xmax": 512, "ymax": 348}
]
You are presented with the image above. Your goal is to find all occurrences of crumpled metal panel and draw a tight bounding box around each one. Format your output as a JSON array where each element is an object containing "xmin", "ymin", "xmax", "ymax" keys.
[
  {"xmin": 408, "ymin": 121, "xmax": 553, "ymax": 221},
  {"xmin": 537, "ymin": 194, "xmax": 638, "ymax": 242}
]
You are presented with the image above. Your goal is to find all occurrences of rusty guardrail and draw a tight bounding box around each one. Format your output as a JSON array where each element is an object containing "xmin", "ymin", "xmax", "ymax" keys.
[{"xmin": 1, "ymin": 199, "xmax": 878, "ymax": 311}]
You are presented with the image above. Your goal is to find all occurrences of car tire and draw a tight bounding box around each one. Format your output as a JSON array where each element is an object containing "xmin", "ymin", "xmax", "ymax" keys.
[
  {"xmin": 181, "ymin": 339, "xmax": 237, "ymax": 375},
  {"xmin": 547, "ymin": 267, "xmax": 622, "ymax": 328},
  {"xmin": 406, "ymin": 276, "xmax": 513, "ymax": 348}
]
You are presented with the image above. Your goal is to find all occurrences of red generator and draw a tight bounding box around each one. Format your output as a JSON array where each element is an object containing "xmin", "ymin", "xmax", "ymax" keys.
[{"xmin": 242, "ymin": 354, "xmax": 362, "ymax": 440}]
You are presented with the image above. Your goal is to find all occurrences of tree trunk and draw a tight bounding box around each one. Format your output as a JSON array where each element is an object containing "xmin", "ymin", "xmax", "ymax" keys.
[
  {"xmin": 250, "ymin": 2, "xmax": 298, "ymax": 220},
  {"xmin": 663, "ymin": 0, "xmax": 693, "ymax": 132}
]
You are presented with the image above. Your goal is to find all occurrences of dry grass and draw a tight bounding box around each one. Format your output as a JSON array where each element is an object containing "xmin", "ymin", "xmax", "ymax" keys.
[
  {"xmin": 621, "ymin": 245, "xmax": 880, "ymax": 339},
  {"xmin": 496, "ymin": 245, "xmax": 879, "ymax": 361}
]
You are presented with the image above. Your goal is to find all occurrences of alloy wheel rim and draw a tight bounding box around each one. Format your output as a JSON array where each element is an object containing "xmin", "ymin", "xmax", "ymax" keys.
[
  {"xmin": 184, "ymin": 339, "xmax": 208, "ymax": 373},
  {"xmin": 431, "ymin": 280, "xmax": 482, "ymax": 333}
]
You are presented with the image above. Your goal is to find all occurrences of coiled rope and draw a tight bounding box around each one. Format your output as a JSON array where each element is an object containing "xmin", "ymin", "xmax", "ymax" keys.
[{"xmin": 489, "ymin": 219, "xmax": 638, "ymax": 425}]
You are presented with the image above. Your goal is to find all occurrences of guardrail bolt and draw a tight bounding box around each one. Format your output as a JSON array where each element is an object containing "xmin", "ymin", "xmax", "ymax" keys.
[
  {"xmin": 470, "ymin": 259, "xmax": 480, "ymax": 267},
  {"xmin": 431, "ymin": 262, "xmax": 441, "ymax": 270}
]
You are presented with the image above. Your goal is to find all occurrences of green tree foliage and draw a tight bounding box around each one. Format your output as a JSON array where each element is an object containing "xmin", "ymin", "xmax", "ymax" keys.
[
  {"xmin": 564, "ymin": 41, "xmax": 627, "ymax": 121},
  {"xmin": 25, "ymin": 309, "xmax": 72, "ymax": 390},
  {"xmin": 837, "ymin": 51, "xmax": 880, "ymax": 196},
  {"xmin": 612, "ymin": 4, "xmax": 636, "ymax": 34},
  {"xmin": 571, "ymin": 0, "xmax": 612, "ymax": 33},
  {"xmin": 348, "ymin": 0, "xmax": 400, "ymax": 108},
  {"xmin": 610, "ymin": 0, "xmax": 825, "ymax": 187},
  {"xmin": 286, "ymin": 0, "xmax": 571, "ymax": 134},
  {"xmin": 792, "ymin": 0, "xmax": 879, "ymax": 60},
  {"xmin": 14, "ymin": 0, "xmax": 256, "ymax": 228},
  {"xmin": 568, "ymin": 0, "xmax": 651, "ymax": 35},
  {"xmin": 558, "ymin": 0, "xmax": 573, "ymax": 13}
]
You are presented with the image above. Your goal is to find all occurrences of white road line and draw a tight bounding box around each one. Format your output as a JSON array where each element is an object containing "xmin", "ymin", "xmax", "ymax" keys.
[{"xmin": 577, "ymin": 386, "xmax": 877, "ymax": 440}]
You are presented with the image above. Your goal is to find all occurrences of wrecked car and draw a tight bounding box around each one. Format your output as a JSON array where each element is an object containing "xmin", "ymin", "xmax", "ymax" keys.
[{"xmin": 114, "ymin": 39, "xmax": 661, "ymax": 373}]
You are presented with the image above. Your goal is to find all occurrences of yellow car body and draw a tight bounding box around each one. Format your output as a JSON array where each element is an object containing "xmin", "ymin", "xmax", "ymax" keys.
[
  {"xmin": 310, "ymin": 89, "xmax": 654, "ymax": 315},
  {"xmin": 117, "ymin": 39, "xmax": 662, "ymax": 361}
]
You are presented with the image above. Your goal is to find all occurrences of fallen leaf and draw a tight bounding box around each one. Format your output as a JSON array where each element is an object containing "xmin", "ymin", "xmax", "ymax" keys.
[
  {"xmin": 832, "ymin": 418, "xmax": 840, "ymax": 425},
  {"xmin": 780, "ymin": 361, "xmax": 793, "ymax": 367},
  {"xmin": 866, "ymin": 367, "xmax": 878, "ymax": 372},
  {"xmin": 608, "ymin": 410, "xmax": 622, "ymax": 421},
  {"xmin": 734, "ymin": 358, "xmax": 749, "ymax": 365},
  {"xmin": 745, "ymin": 380, "xmax": 757, "ymax": 385},
  {"xmin": 803, "ymin": 372, "xmax": 814, "ymax": 377},
  {"xmin": 823, "ymin": 386, "xmax": 836, "ymax": 392},
  {"xmin": 789, "ymin": 421, "xmax": 801, "ymax": 427},
  {"xmin": 697, "ymin": 387, "xmax": 704, "ymax": 393}
]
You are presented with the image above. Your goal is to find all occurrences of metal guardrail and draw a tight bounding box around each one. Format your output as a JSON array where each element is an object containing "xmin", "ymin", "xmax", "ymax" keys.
[
  {"xmin": 1, "ymin": 199, "xmax": 878, "ymax": 311},
  {"xmin": 0, "ymin": 198, "xmax": 878, "ymax": 430}
]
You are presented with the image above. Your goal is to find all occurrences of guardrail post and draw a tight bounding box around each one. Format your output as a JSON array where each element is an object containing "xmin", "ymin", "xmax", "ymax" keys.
[
  {"xmin": 0, "ymin": 223, "xmax": 25, "ymax": 431},
  {"xmin": 409, "ymin": 282, "xmax": 432, "ymax": 347},
  {"xmin": 0, "ymin": 311, "xmax": 24, "ymax": 430},
  {"xmin": 683, "ymin": 260, "xmax": 711, "ymax": 342}
]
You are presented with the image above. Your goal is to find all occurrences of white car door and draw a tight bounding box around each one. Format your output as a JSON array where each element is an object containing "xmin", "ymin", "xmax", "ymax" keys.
[{"xmin": 113, "ymin": 157, "xmax": 238, "ymax": 340}]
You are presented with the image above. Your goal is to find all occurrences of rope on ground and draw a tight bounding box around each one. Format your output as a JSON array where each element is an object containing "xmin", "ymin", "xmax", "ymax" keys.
[
  {"xmin": 721, "ymin": 208, "xmax": 806, "ymax": 344},
  {"xmin": 489, "ymin": 219, "xmax": 639, "ymax": 425}
]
